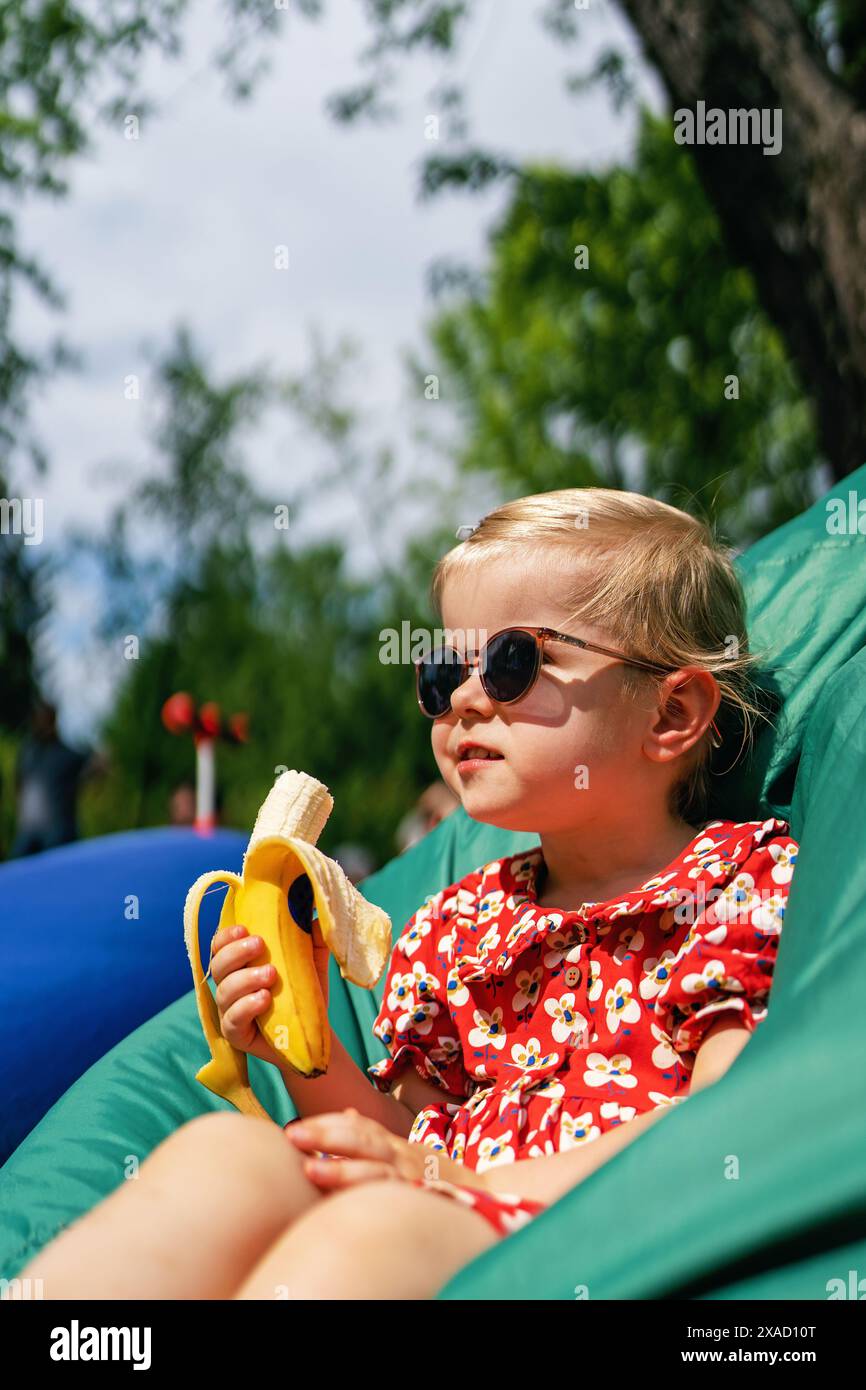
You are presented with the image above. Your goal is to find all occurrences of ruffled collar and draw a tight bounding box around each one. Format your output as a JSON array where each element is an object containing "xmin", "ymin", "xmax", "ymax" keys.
[{"xmin": 454, "ymin": 816, "xmax": 786, "ymax": 984}]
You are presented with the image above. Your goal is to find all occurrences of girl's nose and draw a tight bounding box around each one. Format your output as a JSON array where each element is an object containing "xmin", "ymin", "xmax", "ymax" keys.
[{"xmin": 448, "ymin": 653, "xmax": 495, "ymax": 717}]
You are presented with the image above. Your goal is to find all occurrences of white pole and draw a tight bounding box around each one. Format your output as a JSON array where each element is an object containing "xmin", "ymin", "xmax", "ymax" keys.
[{"xmin": 195, "ymin": 737, "xmax": 216, "ymax": 832}]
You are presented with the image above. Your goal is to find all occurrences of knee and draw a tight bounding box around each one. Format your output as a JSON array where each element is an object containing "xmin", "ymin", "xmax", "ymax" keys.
[
  {"xmin": 150, "ymin": 1111, "xmax": 305, "ymax": 1181},
  {"xmin": 293, "ymin": 1179, "xmax": 416, "ymax": 1243}
]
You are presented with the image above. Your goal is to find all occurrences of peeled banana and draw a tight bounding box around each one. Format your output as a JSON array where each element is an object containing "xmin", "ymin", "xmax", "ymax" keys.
[{"xmin": 183, "ymin": 769, "xmax": 392, "ymax": 1118}]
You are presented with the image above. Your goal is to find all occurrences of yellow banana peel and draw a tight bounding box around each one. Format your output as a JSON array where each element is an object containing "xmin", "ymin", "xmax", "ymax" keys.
[{"xmin": 183, "ymin": 769, "xmax": 392, "ymax": 1117}]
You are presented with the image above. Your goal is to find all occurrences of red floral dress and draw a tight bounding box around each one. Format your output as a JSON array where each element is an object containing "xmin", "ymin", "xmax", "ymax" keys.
[{"xmin": 364, "ymin": 817, "xmax": 798, "ymax": 1238}]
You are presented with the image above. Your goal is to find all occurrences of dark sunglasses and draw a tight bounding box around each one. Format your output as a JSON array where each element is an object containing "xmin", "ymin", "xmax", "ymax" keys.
[{"xmin": 414, "ymin": 624, "xmax": 723, "ymax": 747}]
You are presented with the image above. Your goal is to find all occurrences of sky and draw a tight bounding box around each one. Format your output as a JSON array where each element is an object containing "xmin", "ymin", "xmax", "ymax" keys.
[{"xmin": 11, "ymin": 0, "xmax": 664, "ymax": 741}]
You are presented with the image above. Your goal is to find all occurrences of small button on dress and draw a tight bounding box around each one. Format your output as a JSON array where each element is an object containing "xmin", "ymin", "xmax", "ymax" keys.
[{"xmin": 366, "ymin": 817, "xmax": 798, "ymax": 1238}]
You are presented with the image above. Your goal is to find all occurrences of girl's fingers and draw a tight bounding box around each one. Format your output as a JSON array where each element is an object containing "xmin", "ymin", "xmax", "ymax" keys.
[
  {"xmin": 301, "ymin": 1157, "xmax": 398, "ymax": 1191},
  {"xmin": 210, "ymin": 930, "xmax": 266, "ymax": 986},
  {"xmin": 221, "ymin": 988, "xmax": 271, "ymax": 1044},
  {"xmin": 284, "ymin": 1112, "xmax": 393, "ymax": 1163},
  {"xmin": 215, "ymin": 962, "xmax": 275, "ymax": 1012},
  {"xmin": 211, "ymin": 924, "xmax": 246, "ymax": 955}
]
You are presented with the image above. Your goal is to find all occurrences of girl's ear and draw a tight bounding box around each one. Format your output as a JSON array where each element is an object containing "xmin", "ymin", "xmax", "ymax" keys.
[{"xmin": 645, "ymin": 669, "xmax": 720, "ymax": 764}]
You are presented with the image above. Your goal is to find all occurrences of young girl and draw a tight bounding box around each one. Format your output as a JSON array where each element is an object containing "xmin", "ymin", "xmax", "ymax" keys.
[{"xmin": 17, "ymin": 487, "xmax": 799, "ymax": 1300}]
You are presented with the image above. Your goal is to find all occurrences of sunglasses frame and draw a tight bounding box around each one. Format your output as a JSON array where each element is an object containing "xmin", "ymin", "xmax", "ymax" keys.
[{"xmin": 414, "ymin": 624, "xmax": 723, "ymax": 747}]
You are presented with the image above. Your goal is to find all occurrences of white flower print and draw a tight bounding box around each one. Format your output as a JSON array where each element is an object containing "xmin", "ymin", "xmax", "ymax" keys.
[
  {"xmin": 587, "ymin": 958, "xmax": 604, "ymax": 1001},
  {"xmin": 608, "ymin": 901, "xmax": 639, "ymax": 922},
  {"xmin": 445, "ymin": 968, "xmax": 469, "ymax": 1008},
  {"xmin": 409, "ymin": 1109, "xmax": 438, "ymax": 1142},
  {"xmin": 450, "ymin": 1132, "xmax": 468, "ymax": 1163},
  {"xmin": 467, "ymin": 1120, "xmax": 484, "ymax": 1147},
  {"xmin": 430, "ymin": 1036, "xmax": 463, "ymax": 1074},
  {"xmin": 646, "ymin": 1091, "xmax": 687, "ymax": 1109},
  {"xmin": 512, "ymin": 966, "xmax": 544, "ymax": 1011},
  {"xmin": 398, "ymin": 917, "xmax": 432, "ymax": 957},
  {"xmin": 657, "ymin": 927, "xmax": 698, "ymax": 992},
  {"xmin": 584, "ymin": 1051, "xmax": 639, "ymax": 1089},
  {"xmin": 536, "ymin": 1096, "xmax": 563, "ymax": 1134},
  {"xmin": 544, "ymin": 992, "xmax": 589, "ymax": 1045},
  {"xmin": 397, "ymin": 996, "xmax": 441, "ymax": 1036},
  {"xmin": 475, "ymin": 1130, "xmax": 517, "ymax": 1171},
  {"xmin": 464, "ymin": 1082, "xmax": 496, "ymax": 1117},
  {"xmin": 467, "ymin": 1006, "xmax": 508, "ymax": 1050},
  {"xmin": 409, "ymin": 959, "xmax": 441, "ymax": 1006},
  {"xmin": 528, "ymin": 1074, "xmax": 566, "ymax": 1105},
  {"xmin": 477, "ymin": 890, "xmax": 506, "ymax": 925},
  {"xmin": 700, "ymin": 920, "xmax": 732, "ymax": 947},
  {"xmin": 612, "ymin": 926, "xmax": 645, "ymax": 964},
  {"xmin": 559, "ymin": 1109, "xmax": 601, "ymax": 1148},
  {"xmin": 509, "ymin": 1036, "xmax": 559, "ymax": 1072},
  {"xmin": 683, "ymin": 834, "xmax": 727, "ymax": 865},
  {"xmin": 526, "ymin": 1136, "xmax": 558, "ymax": 1159},
  {"xmin": 640, "ymin": 870, "xmax": 679, "ymax": 892},
  {"xmin": 537, "ymin": 912, "xmax": 566, "ymax": 932},
  {"xmin": 437, "ymin": 928, "xmax": 456, "ymax": 957},
  {"xmin": 453, "ymin": 885, "xmax": 478, "ymax": 915},
  {"xmin": 495, "ymin": 1091, "xmax": 530, "ymax": 1133},
  {"xmin": 767, "ymin": 841, "xmax": 798, "ymax": 884},
  {"xmin": 605, "ymin": 978, "xmax": 642, "ymax": 1034},
  {"xmin": 658, "ymin": 906, "xmax": 678, "ymax": 935},
  {"xmin": 503, "ymin": 909, "xmax": 538, "ymax": 953},
  {"xmin": 672, "ymin": 997, "xmax": 756, "ymax": 1051},
  {"xmin": 599, "ymin": 1100, "xmax": 637, "ymax": 1123},
  {"xmin": 639, "ymin": 951, "xmax": 678, "ymax": 1000},
  {"xmin": 476, "ymin": 923, "xmax": 502, "ymax": 958},
  {"xmin": 678, "ymin": 959, "xmax": 747, "ymax": 997},
  {"xmin": 499, "ymin": 1207, "xmax": 539, "ymax": 1235},
  {"xmin": 752, "ymin": 892, "xmax": 786, "ymax": 935},
  {"xmin": 649, "ymin": 1021, "xmax": 681, "ymax": 1071},
  {"xmin": 370, "ymin": 827, "xmax": 797, "ymax": 1207},
  {"xmin": 707, "ymin": 871, "xmax": 760, "ymax": 926},
  {"xmin": 385, "ymin": 970, "xmax": 416, "ymax": 1014},
  {"xmin": 511, "ymin": 853, "xmax": 541, "ymax": 887},
  {"xmin": 543, "ymin": 930, "xmax": 585, "ymax": 969},
  {"xmin": 686, "ymin": 854, "xmax": 739, "ymax": 883}
]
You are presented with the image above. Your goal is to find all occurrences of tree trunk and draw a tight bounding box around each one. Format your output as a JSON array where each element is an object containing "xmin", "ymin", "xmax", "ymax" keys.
[{"xmin": 618, "ymin": 0, "xmax": 866, "ymax": 480}]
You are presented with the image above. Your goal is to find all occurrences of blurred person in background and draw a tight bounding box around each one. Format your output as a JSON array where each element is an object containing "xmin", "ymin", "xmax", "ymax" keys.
[
  {"xmin": 10, "ymin": 700, "xmax": 106, "ymax": 857},
  {"xmin": 396, "ymin": 779, "xmax": 460, "ymax": 853},
  {"xmin": 168, "ymin": 779, "xmax": 225, "ymax": 827},
  {"xmin": 331, "ymin": 842, "xmax": 377, "ymax": 885}
]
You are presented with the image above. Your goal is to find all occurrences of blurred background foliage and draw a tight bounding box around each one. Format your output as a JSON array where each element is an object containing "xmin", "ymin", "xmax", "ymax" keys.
[
  {"xmin": 417, "ymin": 110, "xmax": 821, "ymax": 543},
  {"xmin": 67, "ymin": 327, "xmax": 453, "ymax": 863},
  {"xmin": 1, "ymin": 0, "xmax": 861, "ymax": 860}
]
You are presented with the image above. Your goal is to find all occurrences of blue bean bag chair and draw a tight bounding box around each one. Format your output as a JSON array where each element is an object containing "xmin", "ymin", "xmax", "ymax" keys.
[
  {"xmin": 0, "ymin": 828, "xmax": 245, "ymax": 1164},
  {"xmin": 1, "ymin": 465, "xmax": 865, "ymax": 1298}
]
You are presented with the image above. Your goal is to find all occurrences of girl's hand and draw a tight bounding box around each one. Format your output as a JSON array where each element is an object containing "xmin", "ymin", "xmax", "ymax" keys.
[
  {"xmin": 210, "ymin": 918, "xmax": 330, "ymax": 1072},
  {"xmin": 284, "ymin": 1107, "xmax": 474, "ymax": 1193}
]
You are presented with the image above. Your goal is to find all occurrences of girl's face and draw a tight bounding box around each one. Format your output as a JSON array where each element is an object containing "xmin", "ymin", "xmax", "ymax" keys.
[{"xmin": 430, "ymin": 560, "xmax": 667, "ymax": 834}]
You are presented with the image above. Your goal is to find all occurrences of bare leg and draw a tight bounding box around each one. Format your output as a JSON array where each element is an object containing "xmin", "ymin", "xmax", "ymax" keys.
[
  {"xmin": 234, "ymin": 1178, "xmax": 499, "ymax": 1300},
  {"xmin": 13, "ymin": 1113, "xmax": 327, "ymax": 1300}
]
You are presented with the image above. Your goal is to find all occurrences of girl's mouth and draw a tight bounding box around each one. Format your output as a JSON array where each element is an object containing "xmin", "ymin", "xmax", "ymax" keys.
[{"xmin": 457, "ymin": 750, "xmax": 505, "ymax": 772}]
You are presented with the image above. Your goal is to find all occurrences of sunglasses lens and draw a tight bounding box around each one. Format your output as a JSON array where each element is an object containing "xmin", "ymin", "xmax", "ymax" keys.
[
  {"xmin": 417, "ymin": 647, "xmax": 463, "ymax": 717},
  {"xmin": 417, "ymin": 631, "xmax": 540, "ymax": 713},
  {"xmin": 482, "ymin": 629, "xmax": 538, "ymax": 702}
]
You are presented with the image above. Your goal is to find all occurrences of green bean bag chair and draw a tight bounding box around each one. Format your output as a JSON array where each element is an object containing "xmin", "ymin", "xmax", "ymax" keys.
[{"xmin": 2, "ymin": 466, "xmax": 865, "ymax": 1298}]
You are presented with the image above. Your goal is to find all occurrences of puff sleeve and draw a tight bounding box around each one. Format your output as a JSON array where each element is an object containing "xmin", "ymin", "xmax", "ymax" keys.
[
  {"xmin": 653, "ymin": 822, "xmax": 799, "ymax": 1055},
  {"xmin": 366, "ymin": 874, "xmax": 481, "ymax": 1102}
]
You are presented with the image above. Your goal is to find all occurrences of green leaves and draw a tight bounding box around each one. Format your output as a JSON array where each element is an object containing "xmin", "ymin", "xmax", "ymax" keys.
[{"xmin": 423, "ymin": 112, "xmax": 822, "ymax": 544}]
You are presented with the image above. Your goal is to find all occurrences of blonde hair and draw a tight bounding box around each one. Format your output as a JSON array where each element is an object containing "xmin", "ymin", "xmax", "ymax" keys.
[{"xmin": 431, "ymin": 487, "xmax": 772, "ymax": 826}]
